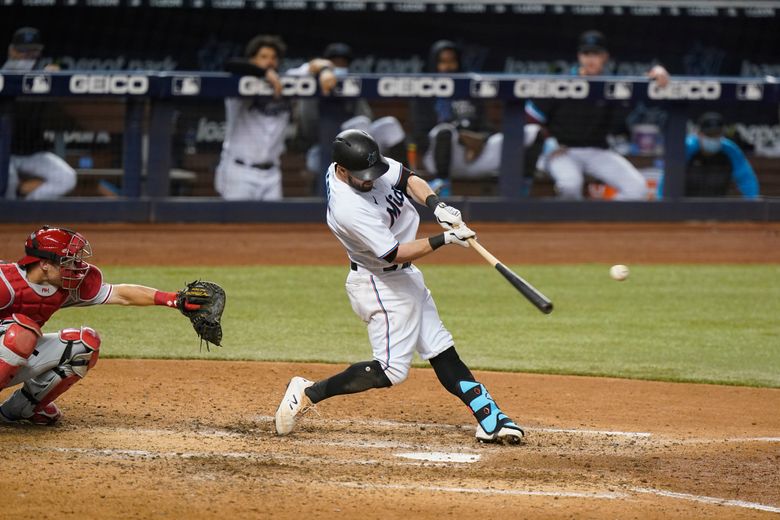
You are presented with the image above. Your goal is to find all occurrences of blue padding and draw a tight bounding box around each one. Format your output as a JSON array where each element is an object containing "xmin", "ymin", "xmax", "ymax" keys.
[{"xmin": 458, "ymin": 381, "xmax": 479, "ymax": 394}]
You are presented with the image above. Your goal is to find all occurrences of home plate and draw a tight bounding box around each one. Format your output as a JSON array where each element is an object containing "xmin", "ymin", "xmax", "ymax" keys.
[{"xmin": 394, "ymin": 452, "xmax": 480, "ymax": 463}]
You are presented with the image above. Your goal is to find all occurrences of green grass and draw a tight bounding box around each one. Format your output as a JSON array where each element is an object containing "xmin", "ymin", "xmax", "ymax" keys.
[{"xmin": 45, "ymin": 265, "xmax": 780, "ymax": 388}]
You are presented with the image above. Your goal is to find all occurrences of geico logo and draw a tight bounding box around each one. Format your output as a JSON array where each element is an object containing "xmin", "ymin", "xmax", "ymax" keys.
[
  {"xmin": 238, "ymin": 76, "xmax": 316, "ymax": 96},
  {"xmin": 377, "ymin": 77, "xmax": 454, "ymax": 97},
  {"xmin": 648, "ymin": 81, "xmax": 721, "ymax": 100},
  {"xmin": 513, "ymin": 79, "xmax": 589, "ymax": 99},
  {"xmin": 69, "ymin": 75, "xmax": 149, "ymax": 94}
]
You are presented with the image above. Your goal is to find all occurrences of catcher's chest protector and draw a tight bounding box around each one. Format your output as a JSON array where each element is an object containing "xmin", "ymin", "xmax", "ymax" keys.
[{"xmin": 0, "ymin": 264, "xmax": 68, "ymax": 327}]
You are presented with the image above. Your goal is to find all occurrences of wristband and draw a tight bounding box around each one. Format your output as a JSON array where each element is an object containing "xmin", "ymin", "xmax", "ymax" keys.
[
  {"xmin": 428, "ymin": 234, "xmax": 446, "ymax": 250},
  {"xmin": 154, "ymin": 291, "xmax": 178, "ymax": 308},
  {"xmin": 425, "ymin": 194, "xmax": 441, "ymax": 211}
]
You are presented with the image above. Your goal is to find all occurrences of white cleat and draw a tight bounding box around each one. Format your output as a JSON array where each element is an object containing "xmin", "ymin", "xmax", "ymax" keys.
[
  {"xmin": 274, "ymin": 377, "xmax": 314, "ymax": 436},
  {"xmin": 476, "ymin": 418, "xmax": 525, "ymax": 445}
]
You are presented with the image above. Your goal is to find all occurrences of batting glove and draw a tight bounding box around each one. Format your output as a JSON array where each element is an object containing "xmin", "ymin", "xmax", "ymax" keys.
[
  {"xmin": 444, "ymin": 225, "xmax": 476, "ymax": 248},
  {"xmin": 434, "ymin": 202, "xmax": 464, "ymax": 230}
]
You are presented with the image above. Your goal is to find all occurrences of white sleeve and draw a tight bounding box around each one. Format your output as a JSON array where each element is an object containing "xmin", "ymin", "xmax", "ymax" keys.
[
  {"xmin": 63, "ymin": 283, "xmax": 113, "ymax": 308},
  {"xmin": 284, "ymin": 63, "xmax": 312, "ymax": 77}
]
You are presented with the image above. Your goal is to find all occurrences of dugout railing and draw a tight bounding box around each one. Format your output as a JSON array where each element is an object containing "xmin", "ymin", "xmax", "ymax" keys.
[{"xmin": 0, "ymin": 71, "xmax": 778, "ymax": 222}]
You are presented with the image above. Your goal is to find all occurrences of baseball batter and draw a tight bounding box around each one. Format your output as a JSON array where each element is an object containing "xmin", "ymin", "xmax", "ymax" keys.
[
  {"xmin": 0, "ymin": 226, "xmax": 213, "ymax": 424},
  {"xmin": 274, "ymin": 129, "xmax": 524, "ymax": 444},
  {"xmin": 215, "ymin": 35, "xmax": 337, "ymax": 200}
]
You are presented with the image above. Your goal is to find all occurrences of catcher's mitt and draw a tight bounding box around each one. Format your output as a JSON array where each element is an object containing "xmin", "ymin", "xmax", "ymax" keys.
[{"xmin": 176, "ymin": 280, "xmax": 226, "ymax": 349}]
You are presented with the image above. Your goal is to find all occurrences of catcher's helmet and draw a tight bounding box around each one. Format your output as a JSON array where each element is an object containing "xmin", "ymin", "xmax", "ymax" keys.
[
  {"xmin": 18, "ymin": 226, "xmax": 92, "ymax": 289},
  {"xmin": 332, "ymin": 129, "xmax": 390, "ymax": 181}
]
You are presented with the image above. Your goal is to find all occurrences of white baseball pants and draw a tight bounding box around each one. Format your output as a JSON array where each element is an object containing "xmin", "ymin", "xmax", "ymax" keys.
[
  {"xmin": 422, "ymin": 123, "xmax": 542, "ymax": 179},
  {"xmin": 541, "ymin": 147, "xmax": 647, "ymax": 200},
  {"xmin": 5, "ymin": 152, "xmax": 77, "ymax": 200},
  {"xmin": 345, "ymin": 266, "xmax": 453, "ymax": 385},
  {"xmin": 214, "ymin": 158, "xmax": 282, "ymax": 201}
]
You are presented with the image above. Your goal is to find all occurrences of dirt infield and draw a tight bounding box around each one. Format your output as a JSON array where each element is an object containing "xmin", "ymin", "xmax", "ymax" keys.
[
  {"xmin": 1, "ymin": 222, "xmax": 779, "ymax": 519},
  {"xmin": 1, "ymin": 221, "xmax": 779, "ymax": 265}
]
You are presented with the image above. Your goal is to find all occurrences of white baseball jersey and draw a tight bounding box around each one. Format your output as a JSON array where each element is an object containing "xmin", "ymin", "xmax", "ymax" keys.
[
  {"xmin": 326, "ymin": 157, "xmax": 420, "ymax": 270},
  {"xmin": 325, "ymin": 158, "xmax": 453, "ymax": 384},
  {"xmin": 214, "ymin": 63, "xmax": 310, "ymax": 200}
]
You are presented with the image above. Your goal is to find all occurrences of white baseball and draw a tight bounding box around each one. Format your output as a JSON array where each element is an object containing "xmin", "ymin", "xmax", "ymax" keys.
[{"xmin": 609, "ymin": 264, "xmax": 630, "ymax": 281}]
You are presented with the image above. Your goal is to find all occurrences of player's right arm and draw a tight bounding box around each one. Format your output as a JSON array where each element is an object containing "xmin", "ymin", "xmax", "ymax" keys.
[
  {"xmin": 105, "ymin": 284, "xmax": 157, "ymax": 306},
  {"xmin": 394, "ymin": 227, "xmax": 475, "ymax": 263}
]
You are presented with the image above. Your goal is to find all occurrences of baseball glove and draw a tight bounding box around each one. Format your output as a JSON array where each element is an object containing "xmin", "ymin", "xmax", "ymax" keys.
[{"xmin": 176, "ymin": 280, "xmax": 226, "ymax": 350}]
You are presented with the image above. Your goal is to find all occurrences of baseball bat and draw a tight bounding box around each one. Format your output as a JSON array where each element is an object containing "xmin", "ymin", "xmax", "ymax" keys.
[{"xmin": 467, "ymin": 238, "xmax": 554, "ymax": 314}]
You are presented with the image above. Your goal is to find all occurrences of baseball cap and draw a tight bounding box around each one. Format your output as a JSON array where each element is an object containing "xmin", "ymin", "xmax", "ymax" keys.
[
  {"xmin": 11, "ymin": 27, "xmax": 43, "ymax": 51},
  {"xmin": 578, "ymin": 30, "xmax": 607, "ymax": 53},
  {"xmin": 697, "ymin": 112, "xmax": 724, "ymax": 136},
  {"xmin": 323, "ymin": 42, "xmax": 353, "ymax": 62}
]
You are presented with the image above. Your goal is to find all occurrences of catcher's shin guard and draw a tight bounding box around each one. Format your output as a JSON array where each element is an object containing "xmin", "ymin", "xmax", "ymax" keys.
[
  {"xmin": 0, "ymin": 315, "xmax": 42, "ymax": 389},
  {"xmin": 0, "ymin": 326, "xmax": 100, "ymax": 424}
]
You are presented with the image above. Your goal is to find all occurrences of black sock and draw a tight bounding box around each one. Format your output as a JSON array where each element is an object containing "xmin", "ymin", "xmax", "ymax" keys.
[
  {"xmin": 305, "ymin": 360, "xmax": 392, "ymax": 404},
  {"xmin": 429, "ymin": 346, "xmax": 474, "ymax": 396},
  {"xmin": 430, "ymin": 347, "xmax": 507, "ymax": 433}
]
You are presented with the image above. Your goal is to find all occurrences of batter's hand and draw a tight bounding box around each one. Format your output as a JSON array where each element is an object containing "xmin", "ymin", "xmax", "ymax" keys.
[
  {"xmin": 444, "ymin": 225, "xmax": 476, "ymax": 248},
  {"xmin": 433, "ymin": 202, "xmax": 464, "ymax": 230}
]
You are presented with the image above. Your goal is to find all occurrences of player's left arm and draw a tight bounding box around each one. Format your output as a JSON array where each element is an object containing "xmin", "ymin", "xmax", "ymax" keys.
[
  {"xmin": 723, "ymin": 139, "xmax": 760, "ymax": 199},
  {"xmin": 405, "ymin": 174, "xmax": 465, "ymax": 231}
]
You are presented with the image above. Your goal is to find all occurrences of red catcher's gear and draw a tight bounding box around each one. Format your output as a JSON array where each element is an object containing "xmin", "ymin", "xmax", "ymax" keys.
[
  {"xmin": 0, "ymin": 264, "xmax": 69, "ymax": 327},
  {"xmin": 17, "ymin": 226, "xmax": 92, "ymax": 290}
]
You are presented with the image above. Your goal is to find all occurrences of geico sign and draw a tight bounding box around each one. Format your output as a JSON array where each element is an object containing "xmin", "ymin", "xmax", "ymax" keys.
[
  {"xmin": 514, "ymin": 79, "xmax": 589, "ymax": 99},
  {"xmin": 69, "ymin": 75, "xmax": 149, "ymax": 94},
  {"xmin": 238, "ymin": 76, "xmax": 316, "ymax": 96},
  {"xmin": 648, "ymin": 80, "xmax": 721, "ymax": 100},
  {"xmin": 377, "ymin": 77, "xmax": 454, "ymax": 97}
]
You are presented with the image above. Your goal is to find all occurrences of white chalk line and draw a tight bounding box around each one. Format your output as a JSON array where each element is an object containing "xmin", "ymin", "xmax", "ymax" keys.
[
  {"xmin": 633, "ymin": 487, "xmax": 780, "ymax": 514},
  {"xmin": 83, "ymin": 422, "xmax": 780, "ymax": 447},
  {"xmin": 531, "ymin": 427, "xmax": 651, "ymax": 438},
  {"xmin": 77, "ymin": 426, "xmax": 478, "ymax": 454},
  {"xmin": 673, "ymin": 436, "xmax": 780, "ymax": 446},
  {"xmin": 337, "ymin": 482, "xmax": 626, "ymax": 500},
  {"xmin": 16, "ymin": 445, "xmax": 461, "ymax": 468},
  {"xmin": 14, "ymin": 445, "xmax": 780, "ymax": 513},
  {"xmin": 252, "ymin": 415, "xmax": 652, "ymax": 438}
]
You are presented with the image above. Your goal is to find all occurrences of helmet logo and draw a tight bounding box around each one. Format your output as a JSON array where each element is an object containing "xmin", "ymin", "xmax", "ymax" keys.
[{"xmin": 367, "ymin": 151, "xmax": 377, "ymax": 167}]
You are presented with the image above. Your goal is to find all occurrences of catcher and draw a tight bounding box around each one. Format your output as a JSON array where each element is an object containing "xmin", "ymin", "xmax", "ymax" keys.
[{"xmin": 0, "ymin": 225, "xmax": 225, "ymax": 425}]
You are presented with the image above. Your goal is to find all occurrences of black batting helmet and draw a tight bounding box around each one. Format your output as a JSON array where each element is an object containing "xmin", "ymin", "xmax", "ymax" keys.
[{"xmin": 332, "ymin": 129, "xmax": 390, "ymax": 181}]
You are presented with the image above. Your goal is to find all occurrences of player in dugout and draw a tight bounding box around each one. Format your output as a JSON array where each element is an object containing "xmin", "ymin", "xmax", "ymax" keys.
[
  {"xmin": 2, "ymin": 27, "xmax": 77, "ymax": 200},
  {"xmin": 525, "ymin": 30, "xmax": 670, "ymax": 200},
  {"xmin": 658, "ymin": 112, "xmax": 760, "ymax": 199}
]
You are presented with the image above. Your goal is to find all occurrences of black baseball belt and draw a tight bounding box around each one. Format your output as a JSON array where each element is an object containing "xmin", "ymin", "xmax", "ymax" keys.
[
  {"xmin": 234, "ymin": 159, "xmax": 276, "ymax": 170},
  {"xmin": 351, "ymin": 261, "xmax": 411, "ymax": 273}
]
